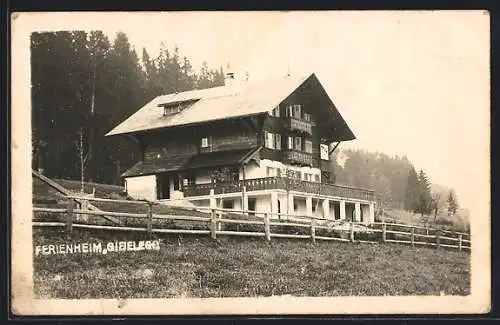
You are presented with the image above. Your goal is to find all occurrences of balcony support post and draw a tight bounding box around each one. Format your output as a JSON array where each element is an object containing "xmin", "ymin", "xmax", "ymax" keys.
[
  {"xmin": 339, "ymin": 200, "xmax": 346, "ymax": 220},
  {"xmin": 287, "ymin": 192, "xmax": 294, "ymax": 217},
  {"xmin": 242, "ymin": 186, "xmax": 248, "ymax": 214},
  {"xmin": 306, "ymin": 195, "xmax": 313, "ymax": 217},
  {"xmin": 270, "ymin": 191, "xmax": 279, "ymax": 218},
  {"xmin": 369, "ymin": 203, "xmax": 375, "ymax": 224},
  {"xmin": 322, "ymin": 198, "xmax": 330, "ymax": 219},
  {"xmin": 355, "ymin": 202, "xmax": 361, "ymax": 222}
]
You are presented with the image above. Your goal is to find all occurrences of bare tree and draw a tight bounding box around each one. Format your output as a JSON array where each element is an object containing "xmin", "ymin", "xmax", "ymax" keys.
[
  {"xmin": 282, "ymin": 167, "xmax": 301, "ymax": 217},
  {"xmin": 74, "ymin": 128, "xmax": 89, "ymax": 193}
]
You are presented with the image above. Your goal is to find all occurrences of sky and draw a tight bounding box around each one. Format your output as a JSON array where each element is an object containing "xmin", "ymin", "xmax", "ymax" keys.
[{"xmin": 20, "ymin": 11, "xmax": 490, "ymax": 213}]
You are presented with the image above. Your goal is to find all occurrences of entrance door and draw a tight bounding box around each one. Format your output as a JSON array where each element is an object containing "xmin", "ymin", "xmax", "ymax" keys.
[
  {"xmin": 157, "ymin": 174, "xmax": 170, "ymax": 199},
  {"xmin": 248, "ymin": 198, "xmax": 256, "ymax": 216}
]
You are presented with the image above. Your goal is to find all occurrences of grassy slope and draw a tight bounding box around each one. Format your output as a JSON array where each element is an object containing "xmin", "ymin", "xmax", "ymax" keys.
[{"xmin": 33, "ymin": 228, "xmax": 470, "ymax": 299}]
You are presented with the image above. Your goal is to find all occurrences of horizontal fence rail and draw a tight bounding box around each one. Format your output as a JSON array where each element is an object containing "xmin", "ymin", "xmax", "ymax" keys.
[{"xmin": 33, "ymin": 195, "xmax": 470, "ymax": 252}]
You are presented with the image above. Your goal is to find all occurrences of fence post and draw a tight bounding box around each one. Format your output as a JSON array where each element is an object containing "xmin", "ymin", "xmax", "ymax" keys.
[
  {"xmin": 410, "ymin": 226, "xmax": 415, "ymax": 248},
  {"xmin": 426, "ymin": 222, "xmax": 429, "ymax": 236},
  {"xmin": 210, "ymin": 208, "xmax": 217, "ymax": 240},
  {"xmin": 66, "ymin": 200, "xmax": 75, "ymax": 237},
  {"xmin": 382, "ymin": 223, "xmax": 387, "ymax": 243},
  {"xmin": 146, "ymin": 201, "xmax": 153, "ymax": 238},
  {"xmin": 458, "ymin": 234, "xmax": 463, "ymax": 251},
  {"xmin": 311, "ymin": 218, "xmax": 316, "ymax": 244},
  {"xmin": 264, "ymin": 213, "xmax": 271, "ymax": 241},
  {"xmin": 350, "ymin": 221, "xmax": 355, "ymax": 242},
  {"xmin": 436, "ymin": 230, "xmax": 441, "ymax": 249}
]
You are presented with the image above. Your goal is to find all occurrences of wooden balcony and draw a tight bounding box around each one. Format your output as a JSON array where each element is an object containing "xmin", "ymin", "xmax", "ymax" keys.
[
  {"xmin": 286, "ymin": 117, "xmax": 312, "ymax": 134},
  {"xmin": 283, "ymin": 150, "xmax": 313, "ymax": 166},
  {"xmin": 182, "ymin": 177, "xmax": 375, "ymax": 201}
]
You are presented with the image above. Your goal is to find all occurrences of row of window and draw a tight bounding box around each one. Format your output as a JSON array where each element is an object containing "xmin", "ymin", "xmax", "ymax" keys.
[
  {"xmin": 266, "ymin": 166, "xmax": 320, "ymax": 182},
  {"xmin": 268, "ymin": 104, "xmax": 312, "ymax": 121},
  {"xmin": 264, "ymin": 131, "xmax": 313, "ymax": 153}
]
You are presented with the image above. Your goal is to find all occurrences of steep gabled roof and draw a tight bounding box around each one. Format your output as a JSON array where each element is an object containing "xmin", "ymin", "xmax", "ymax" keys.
[{"xmin": 106, "ymin": 72, "xmax": 355, "ymax": 142}]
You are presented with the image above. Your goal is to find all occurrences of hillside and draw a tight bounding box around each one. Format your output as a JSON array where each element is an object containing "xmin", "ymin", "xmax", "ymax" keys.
[{"xmin": 33, "ymin": 228, "xmax": 470, "ymax": 299}]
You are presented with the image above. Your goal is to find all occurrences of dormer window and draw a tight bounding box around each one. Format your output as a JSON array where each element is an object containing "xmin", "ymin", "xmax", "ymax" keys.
[{"xmin": 163, "ymin": 104, "xmax": 182, "ymax": 116}]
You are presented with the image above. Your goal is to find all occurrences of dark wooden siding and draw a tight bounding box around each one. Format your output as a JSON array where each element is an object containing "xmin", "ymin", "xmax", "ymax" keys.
[{"xmin": 138, "ymin": 119, "xmax": 258, "ymax": 162}]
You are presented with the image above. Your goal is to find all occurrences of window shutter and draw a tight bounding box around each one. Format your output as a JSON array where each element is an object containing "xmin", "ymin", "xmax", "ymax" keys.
[
  {"xmin": 287, "ymin": 136, "xmax": 293, "ymax": 150},
  {"xmin": 275, "ymin": 133, "xmax": 282, "ymax": 149}
]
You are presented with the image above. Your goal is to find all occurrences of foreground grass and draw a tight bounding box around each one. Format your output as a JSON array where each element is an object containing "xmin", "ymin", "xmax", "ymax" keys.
[{"xmin": 33, "ymin": 228, "xmax": 470, "ymax": 299}]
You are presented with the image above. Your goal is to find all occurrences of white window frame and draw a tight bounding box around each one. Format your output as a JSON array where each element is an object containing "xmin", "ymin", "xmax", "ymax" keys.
[
  {"xmin": 201, "ymin": 137, "xmax": 210, "ymax": 148},
  {"xmin": 264, "ymin": 131, "xmax": 275, "ymax": 149},
  {"xmin": 266, "ymin": 167, "xmax": 275, "ymax": 177},
  {"xmin": 294, "ymin": 137, "xmax": 302, "ymax": 151},
  {"xmin": 304, "ymin": 140, "xmax": 313, "ymax": 154},
  {"xmin": 320, "ymin": 144, "xmax": 329, "ymax": 160},
  {"xmin": 275, "ymin": 133, "xmax": 282, "ymax": 149},
  {"xmin": 274, "ymin": 105, "xmax": 280, "ymax": 117},
  {"xmin": 304, "ymin": 112, "xmax": 311, "ymax": 121},
  {"xmin": 293, "ymin": 104, "xmax": 301, "ymax": 119},
  {"xmin": 287, "ymin": 136, "xmax": 293, "ymax": 150},
  {"xmin": 286, "ymin": 105, "xmax": 293, "ymax": 117}
]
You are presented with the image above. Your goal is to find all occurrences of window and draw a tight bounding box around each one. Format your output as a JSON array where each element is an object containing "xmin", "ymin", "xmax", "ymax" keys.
[
  {"xmin": 185, "ymin": 171, "xmax": 196, "ymax": 186},
  {"xmin": 304, "ymin": 140, "xmax": 313, "ymax": 153},
  {"xmin": 314, "ymin": 174, "xmax": 320, "ymax": 183},
  {"xmin": 320, "ymin": 144, "xmax": 329, "ymax": 160},
  {"xmin": 293, "ymin": 104, "xmax": 301, "ymax": 119},
  {"xmin": 264, "ymin": 131, "xmax": 275, "ymax": 149},
  {"xmin": 275, "ymin": 133, "xmax": 282, "ymax": 149},
  {"xmin": 270, "ymin": 105, "xmax": 280, "ymax": 117},
  {"xmin": 266, "ymin": 167, "xmax": 275, "ymax": 177},
  {"xmin": 287, "ymin": 136, "xmax": 293, "ymax": 150},
  {"xmin": 286, "ymin": 105, "xmax": 293, "ymax": 117},
  {"xmin": 303, "ymin": 112, "xmax": 311, "ymax": 121},
  {"xmin": 163, "ymin": 105, "xmax": 182, "ymax": 116},
  {"xmin": 294, "ymin": 137, "xmax": 302, "ymax": 151},
  {"xmin": 276, "ymin": 168, "xmax": 282, "ymax": 177},
  {"xmin": 295, "ymin": 171, "xmax": 302, "ymax": 180},
  {"xmin": 222, "ymin": 200, "xmax": 234, "ymax": 209},
  {"xmin": 201, "ymin": 137, "xmax": 210, "ymax": 148}
]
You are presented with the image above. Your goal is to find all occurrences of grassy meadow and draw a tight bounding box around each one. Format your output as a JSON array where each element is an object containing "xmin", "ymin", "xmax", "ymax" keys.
[{"xmin": 33, "ymin": 228, "xmax": 470, "ymax": 299}]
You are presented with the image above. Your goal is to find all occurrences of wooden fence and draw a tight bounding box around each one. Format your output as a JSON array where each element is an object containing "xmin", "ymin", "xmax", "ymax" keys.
[{"xmin": 32, "ymin": 195, "xmax": 471, "ymax": 251}]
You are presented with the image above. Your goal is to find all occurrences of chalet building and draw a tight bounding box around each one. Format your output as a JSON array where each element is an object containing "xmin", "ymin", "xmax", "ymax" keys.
[{"xmin": 106, "ymin": 72, "xmax": 376, "ymax": 223}]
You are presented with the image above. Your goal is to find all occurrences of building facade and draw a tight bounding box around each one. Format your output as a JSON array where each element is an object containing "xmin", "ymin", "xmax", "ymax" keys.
[{"xmin": 106, "ymin": 72, "xmax": 376, "ymax": 223}]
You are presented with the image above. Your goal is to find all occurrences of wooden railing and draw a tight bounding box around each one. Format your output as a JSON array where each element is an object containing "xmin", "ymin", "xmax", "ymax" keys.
[
  {"xmin": 32, "ymin": 195, "xmax": 470, "ymax": 252},
  {"xmin": 183, "ymin": 177, "xmax": 375, "ymax": 201},
  {"xmin": 283, "ymin": 150, "xmax": 313, "ymax": 166},
  {"xmin": 286, "ymin": 117, "xmax": 312, "ymax": 134}
]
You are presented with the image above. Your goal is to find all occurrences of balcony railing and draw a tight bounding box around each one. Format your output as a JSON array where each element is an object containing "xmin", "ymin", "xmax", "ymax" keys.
[
  {"xmin": 283, "ymin": 150, "xmax": 313, "ymax": 166},
  {"xmin": 182, "ymin": 177, "xmax": 375, "ymax": 201},
  {"xmin": 286, "ymin": 117, "xmax": 312, "ymax": 134}
]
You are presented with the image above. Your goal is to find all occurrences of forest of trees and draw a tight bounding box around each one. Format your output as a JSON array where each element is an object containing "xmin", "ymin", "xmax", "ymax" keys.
[
  {"xmin": 332, "ymin": 149, "xmax": 461, "ymax": 217},
  {"xmin": 31, "ymin": 30, "xmax": 225, "ymax": 185}
]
